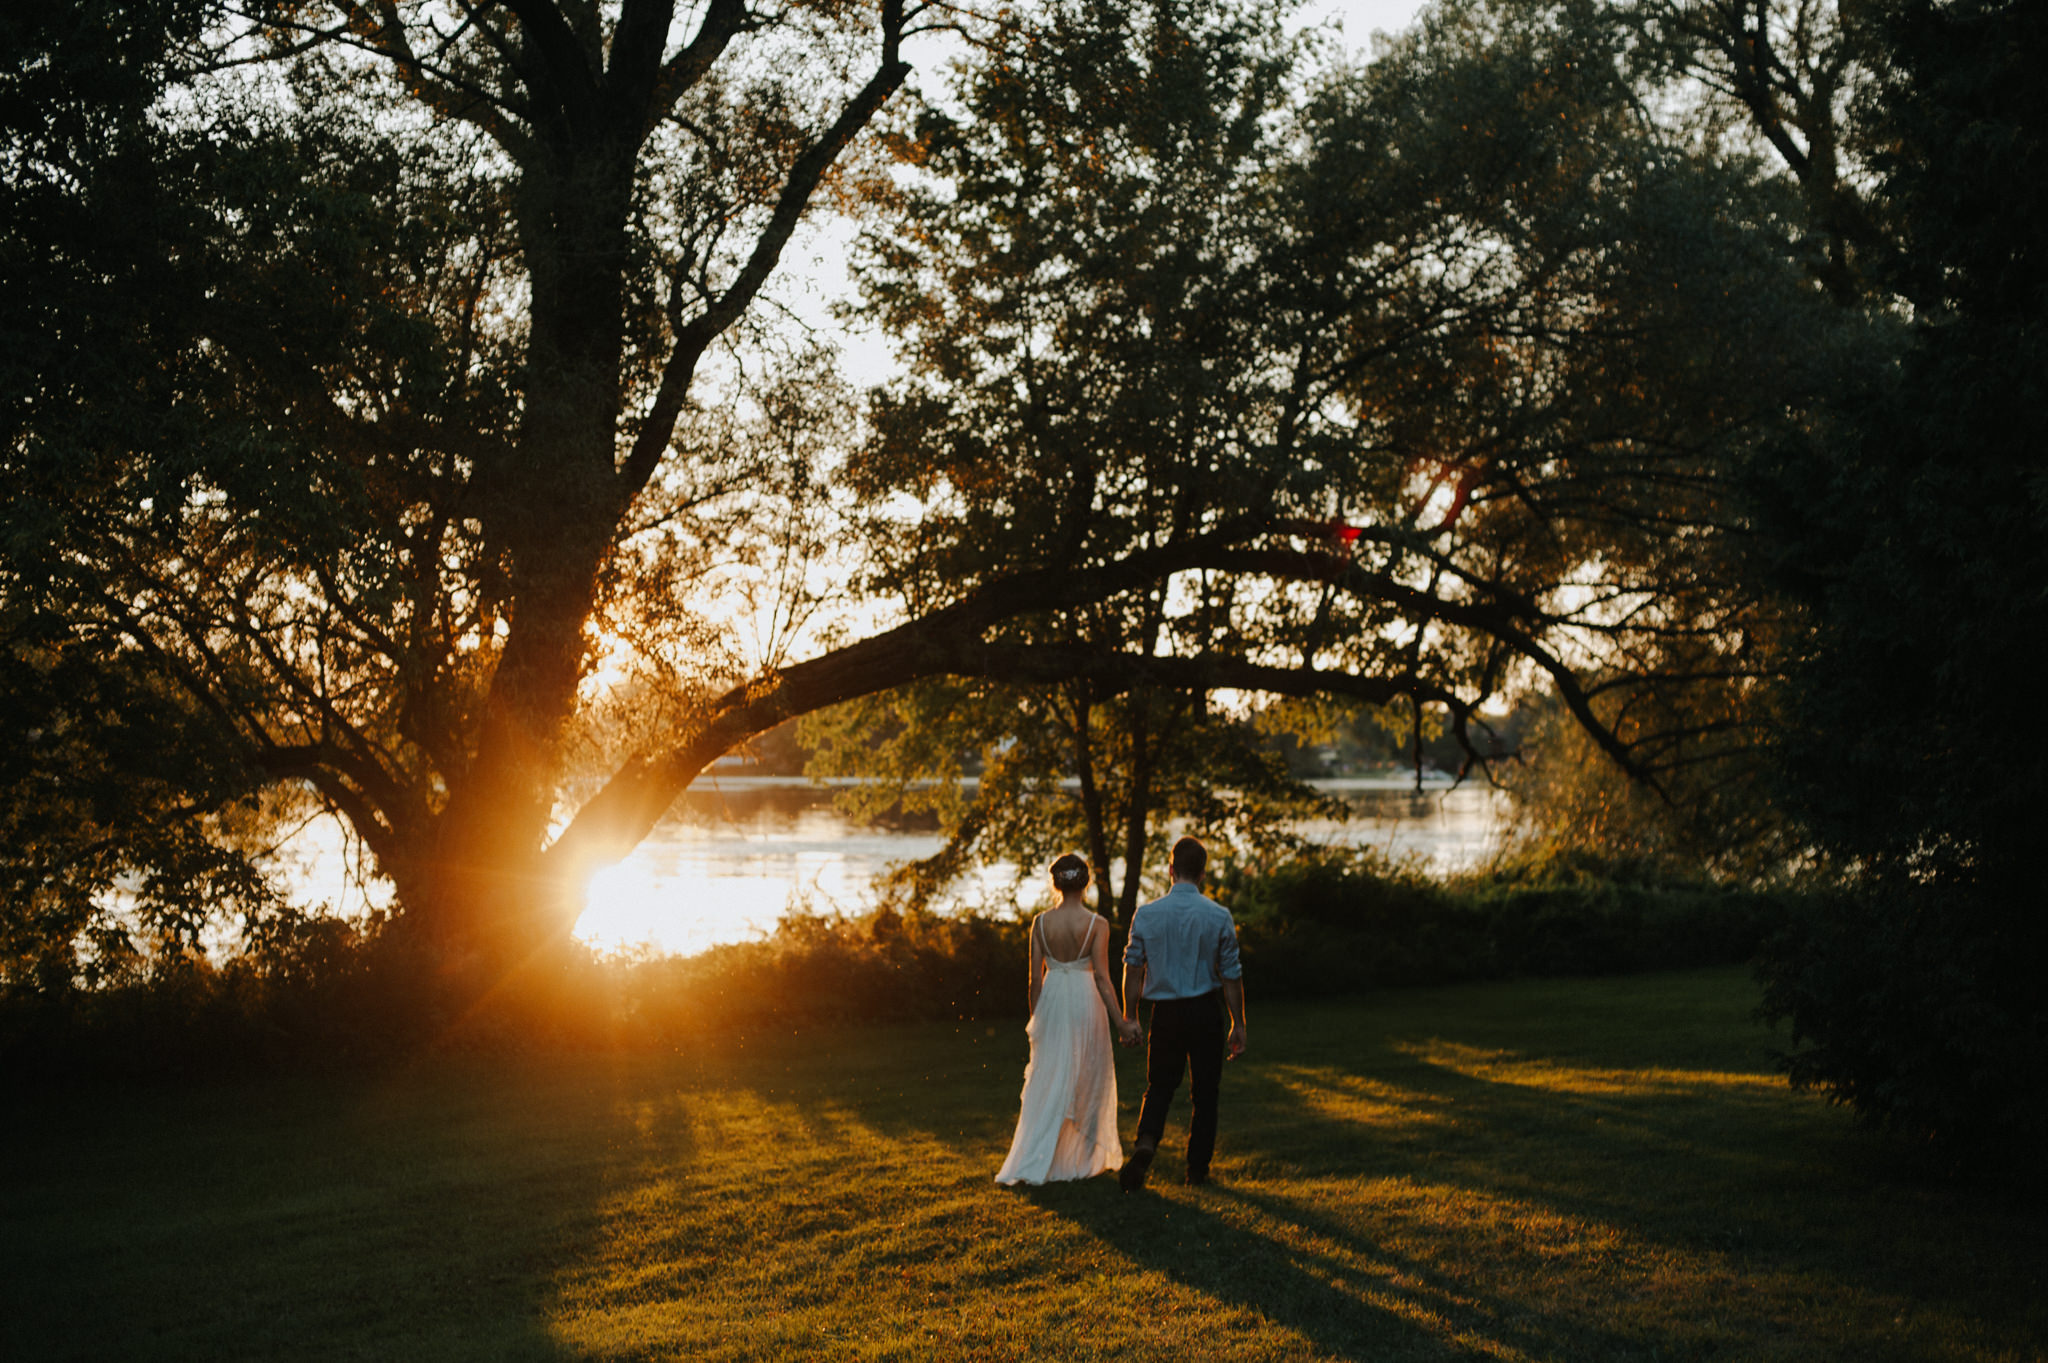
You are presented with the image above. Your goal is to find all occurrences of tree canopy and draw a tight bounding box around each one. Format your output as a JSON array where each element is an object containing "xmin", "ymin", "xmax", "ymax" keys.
[
  {"xmin": 1752, "ymin": 0, "xmax": 2048, "ymax": 1152},
  {"xmin": 2, "ymin": 0, "xmax": 1849, "ymax": 1001},
  {"xmin": 800, "ymin": 0, "xmax": 1845, "ymax": 906}
]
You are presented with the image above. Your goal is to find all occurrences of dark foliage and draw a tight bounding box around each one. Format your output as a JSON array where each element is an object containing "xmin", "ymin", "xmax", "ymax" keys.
[
  {"xmin": 0, "ymin": 912, "xmax": 437, "ymax": 1079},
  {"xmin": 1228, "ymin": 851, "xmax": 1788, "ymax": 997},
  {"xmin": 0, "ymin": 0, "xmax": 285, "ymax": 985},
  {"xmin": 3, "ymin": 853, "xmax": 1798, "ymax": 1080},
  {"xmin": 1752, "ymin": 0, "xmax": 2048, "ymax": 1155},
  {"xmin": 614, "ymin": 908, "xmax": 1028, "ymax": 1039},
  {"xmin": 1758, "ymin": 885, "xmax": 2048, "ymax": 1160}
]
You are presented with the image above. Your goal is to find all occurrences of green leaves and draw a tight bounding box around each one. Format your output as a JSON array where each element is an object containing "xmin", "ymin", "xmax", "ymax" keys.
[
  {"xmin": 850, "ymin": 0, "xmax": 1827, "ymax": 809},
  {"xmin": 1752, "ymin": 0, "xmax": 2048, "ymax": 1152}
]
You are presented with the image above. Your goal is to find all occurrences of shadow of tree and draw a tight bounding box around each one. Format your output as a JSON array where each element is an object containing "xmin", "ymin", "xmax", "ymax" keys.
[
  {"xmin": 773, "ymin": 971, "xmax": 2048, "ymax": 1360},
  {"xmin": 0, "ymin": 1058, "xmax": 641, "ymax": 1362},
  {"xmin": 1018, "ymin": 1174, "xmax": 1646, "ymax": 1360},
  {"xmin": 18, "ymin": 973, "xmax": 2039, "ymax": 1361}
]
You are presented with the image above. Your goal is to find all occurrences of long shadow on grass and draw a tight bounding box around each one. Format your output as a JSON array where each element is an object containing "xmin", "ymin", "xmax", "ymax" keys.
[
  {"xmin": 0, "ymin": 1060, "xmax": 644, "ymax": 1363},
  {"xmin": 809, "ymin": 977, "xmax": 2047, "ymax": 1359},
  {"xmin": 1297, "ymin": 1043, "xmax": 2048, "ymax": 1346},
  {"xmin": 1217, "ymin": 984, "xmax": 2048, "ymax": 1358},
  {"xmin": 1019, "ymin": 1175, "xmax": 1643, "ymax": 1361}
]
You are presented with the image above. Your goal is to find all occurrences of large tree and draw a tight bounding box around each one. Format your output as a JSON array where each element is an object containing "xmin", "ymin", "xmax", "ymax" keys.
[
  {"xmin": 813, "ymin": 0, "xmax": 1836, "ymax": 904},
  {"xmin": 3, "ymin": 0, "xmax": 1835, "ymax": 994},
  {"xmin": 1626, "ymin": 0, "xmax": 1891, "ymax": 303},
  {"xmin": 1750, "ymin": 0, "xmax": 2048, "ymax": 1151},
  {"xmin": 7, "ymin": 0, "xmax": 942, "ymax": 974}
]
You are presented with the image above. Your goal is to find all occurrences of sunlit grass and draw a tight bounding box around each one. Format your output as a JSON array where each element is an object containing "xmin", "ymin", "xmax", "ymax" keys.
[{"xmin": 5, "ymin": 970, "xmax": 2042, "ymax": 1361}]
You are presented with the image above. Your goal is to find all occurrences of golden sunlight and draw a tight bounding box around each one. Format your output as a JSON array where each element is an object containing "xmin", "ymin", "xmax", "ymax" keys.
[
  {"xmin": 575, "ymin": 856, "xmax": 794, "ymax": 958},
  {"xmin": 567, "ymin": 778, "xmax": 1041, "ymax": 957},
  {"xmin": 1402, "ymin": 1040, "xmax": 1783, "ymax": 1097}
]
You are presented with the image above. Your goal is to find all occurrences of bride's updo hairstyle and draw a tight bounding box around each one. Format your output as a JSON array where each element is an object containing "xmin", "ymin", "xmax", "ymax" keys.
[{"xmin": 1049, "ymin": 854, "xmax": 1090, "ymax": 893}]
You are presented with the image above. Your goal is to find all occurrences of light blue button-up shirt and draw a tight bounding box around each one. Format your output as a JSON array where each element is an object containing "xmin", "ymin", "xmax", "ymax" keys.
[{"xmin": 1123, "ymin": 882, "xmax": 1242, "ymax": 1001}]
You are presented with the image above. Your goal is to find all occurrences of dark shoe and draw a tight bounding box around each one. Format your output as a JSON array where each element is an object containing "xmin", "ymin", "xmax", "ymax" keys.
[
  {"xmin": 1119, "ymin": 1145, "xmax": 1155, "ymax": 1192},
  {"xmin": 1184, "ymin": 1169, "xmax": 1209, "ymax": 1186}
]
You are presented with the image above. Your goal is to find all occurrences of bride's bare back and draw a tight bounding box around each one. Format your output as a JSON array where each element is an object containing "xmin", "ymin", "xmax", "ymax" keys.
[{"xmin": 1036, "ymin": 904, "xmax": 1100, "ymax": 962}]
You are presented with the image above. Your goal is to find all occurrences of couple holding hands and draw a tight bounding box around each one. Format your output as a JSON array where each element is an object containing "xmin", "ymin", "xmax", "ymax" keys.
[{"xmin": 995, "ymin": 837, "xmax": 1247, "ymax": 1192}]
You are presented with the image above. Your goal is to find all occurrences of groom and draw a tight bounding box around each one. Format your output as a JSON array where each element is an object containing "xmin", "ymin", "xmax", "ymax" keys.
[{"xmin": 1118, "ymin": 836, "xmax": 1247, "ymax": 1190}]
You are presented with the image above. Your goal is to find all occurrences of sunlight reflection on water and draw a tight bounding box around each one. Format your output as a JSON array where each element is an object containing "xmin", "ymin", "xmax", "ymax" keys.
[{"xmin": 570, "ymin": 776, "xmax": 1507, "ymax": 958}]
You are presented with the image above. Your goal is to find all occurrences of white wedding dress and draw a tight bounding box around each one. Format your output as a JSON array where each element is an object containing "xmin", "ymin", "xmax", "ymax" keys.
[{"xmin": 995, "ymin": 915, "xmax": 1123, "ymax": 1185}]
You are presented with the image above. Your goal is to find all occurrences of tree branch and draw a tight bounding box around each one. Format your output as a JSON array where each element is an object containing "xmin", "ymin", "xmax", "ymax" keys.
[
  {"xmin": 639, "ymin": 0, "xmax": 750, "ymax": 126},
  {"xmin": 615, "ymin": 0, "xmax": 912, "ymax": 498}
]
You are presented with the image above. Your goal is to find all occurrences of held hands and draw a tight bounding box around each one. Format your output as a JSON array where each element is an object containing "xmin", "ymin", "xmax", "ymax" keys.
[{"xmin": 1117, "ymin": 1017, "xmax": 1143, "ymax": 1047}]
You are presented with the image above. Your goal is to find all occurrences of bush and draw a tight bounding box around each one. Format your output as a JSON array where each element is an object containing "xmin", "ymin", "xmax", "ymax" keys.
[
  {"xmin": 613, "ymin": 907, "xmax": 1028, "ymax": 1040},
  {"xmin": 1, "ymin": 854, "xmax": 1800, "ymax": 1077},
  {"xmin": 1228, "ymin": 849, "xmax": 1789, "ymax": 998},
  {"xmin": 0, "ymin": 911, "xmax": 452, "ymax": 1079},
  {"xmin": 0, "ymin": 905, "xmax": 1035, "ymax": 1081},
  {"xmin": 1755, "ymin": 882, "xmax": 2048, "ymax": 1160}
]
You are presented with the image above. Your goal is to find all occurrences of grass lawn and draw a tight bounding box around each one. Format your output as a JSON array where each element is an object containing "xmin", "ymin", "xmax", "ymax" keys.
[{"xmin": 3, "ymin": 967, "xmax": 2043, "ymax": 1361}]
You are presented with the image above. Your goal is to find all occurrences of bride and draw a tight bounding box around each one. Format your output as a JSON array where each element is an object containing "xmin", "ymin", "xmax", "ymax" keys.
[{"xmin": 996, "ymin": 854, "xmax": 1141, "ymax": 1186}]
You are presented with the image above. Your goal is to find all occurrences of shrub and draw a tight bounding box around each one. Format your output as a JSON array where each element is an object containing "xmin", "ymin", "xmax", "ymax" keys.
[
  {"xmin": 613, "ymin": 907, "xmax": 1028, "ymax": 1040},
  {"xmin": 0, "ymin": 910, "xmax": 453, "ymax": 1079},
  {"xmin": 1228, "ymin": 849, "xmax": 1788, "ymax": 997},
  {"xmin": 1756, "ymin": 882, "xmax": 2048, "ymax": 1160},
  {"xmin": 2, "ymin": 854, "xmax": 1800, "ymax": 1077}
]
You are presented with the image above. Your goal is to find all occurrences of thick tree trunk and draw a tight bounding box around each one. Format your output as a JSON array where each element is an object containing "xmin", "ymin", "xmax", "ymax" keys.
[
  {"xmin": 414, "ymin": 121, "xmax": 641, "ymax": 961},
  {"xmin": 383, "ymin": 2, "xmax": 911, "ymax": 970},
  {"xmin": 420, "ymin": 545, "xmax": 609, "ymax": 954}
]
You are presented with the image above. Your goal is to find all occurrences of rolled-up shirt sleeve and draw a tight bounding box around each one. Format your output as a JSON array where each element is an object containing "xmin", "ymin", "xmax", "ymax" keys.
[
  {"xmin": 1215, "ymin": 918, "xmax": 1242, "ymax": 981},
  {"xmin": 1123, "ymin": 914, "xmax": 1148, "ymax": 967}
]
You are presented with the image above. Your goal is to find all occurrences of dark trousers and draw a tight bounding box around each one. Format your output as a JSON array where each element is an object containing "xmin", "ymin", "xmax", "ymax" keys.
[{"xmin": 1136, "ymin": 992, "xmax": 1226, "ymax": 1176}]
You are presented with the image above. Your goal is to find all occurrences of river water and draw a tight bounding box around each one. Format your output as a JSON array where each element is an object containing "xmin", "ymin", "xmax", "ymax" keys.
[{"xmin": 570, "ymin": 775, "xmax": 1509, "ymax": 957}]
